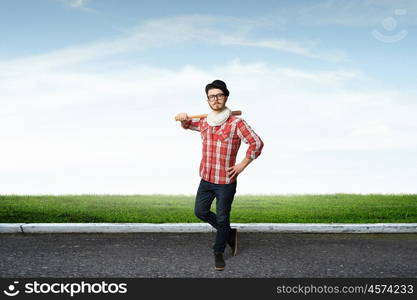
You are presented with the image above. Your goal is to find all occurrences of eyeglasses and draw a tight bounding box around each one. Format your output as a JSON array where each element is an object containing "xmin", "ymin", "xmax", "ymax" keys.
[{"xmin": 207, "ymin": 93, "xmax": 225, "ymax": 102}]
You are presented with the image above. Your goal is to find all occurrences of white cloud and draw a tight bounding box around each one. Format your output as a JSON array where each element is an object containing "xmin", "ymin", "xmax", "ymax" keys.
[
  {"xmin": 1, "ymin": 56, "xmax": 416, "ymax": 194},
  {"xmin": 1, "ymin": 15, "xmax": 416, "ymax": 195},
  {"xmin": 58, "ymin": 0, "xmax": 98, "ymax": 14},
  {"xmin": 0, "ymin": 14, "xmax": 348, "ymax": 76},
  {"xmin": 134, "ymin": 15, "xmax": 349, "ymax": 62},
  {"xmin": 65, "ymin": 0, "xmax": 87, "ymax": 8},
  {"xmin": 219, "ymin": 37, "xmax": 348, "ymax": 62}
]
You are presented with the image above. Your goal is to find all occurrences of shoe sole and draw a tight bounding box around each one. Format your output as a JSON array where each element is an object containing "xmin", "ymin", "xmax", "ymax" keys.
[{"xmin": 215, "ymin": 266, "xmax": 225, "ymax": 271}]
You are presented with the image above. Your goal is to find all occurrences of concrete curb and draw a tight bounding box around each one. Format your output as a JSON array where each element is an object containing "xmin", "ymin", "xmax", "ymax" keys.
[{"xmin": 1, "ymin": 223, "xmax": 417, "ymax": 233}]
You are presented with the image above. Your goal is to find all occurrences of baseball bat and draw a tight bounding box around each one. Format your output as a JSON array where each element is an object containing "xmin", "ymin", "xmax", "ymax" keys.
[{"xmin": 175, "ymin": 110, "xmax": 242, "ymax": 121}]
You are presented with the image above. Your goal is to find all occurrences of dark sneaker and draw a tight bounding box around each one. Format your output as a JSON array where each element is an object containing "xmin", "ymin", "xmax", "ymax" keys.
[
  {"xmin": 228, "ymin": 228, "xmax": 238, "ymax": 256},
  {"xmin": 214, "ymin": 252, "xmax": 225, "ymax": 271}
]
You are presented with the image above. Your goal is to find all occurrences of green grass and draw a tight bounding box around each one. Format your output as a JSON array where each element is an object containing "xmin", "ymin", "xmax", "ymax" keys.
[{"xmin": 0, "ymin": 194, "xmax": 416, "ymax": 223}]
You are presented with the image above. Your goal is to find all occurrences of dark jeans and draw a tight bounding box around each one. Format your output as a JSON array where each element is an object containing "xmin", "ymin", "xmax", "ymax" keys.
[{"xmin": 194, "ymin": 179, "xmax": 237, "ymax": 253}]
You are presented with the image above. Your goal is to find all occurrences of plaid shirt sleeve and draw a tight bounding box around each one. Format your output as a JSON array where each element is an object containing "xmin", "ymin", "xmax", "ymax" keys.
[
  {"xmin": 181, "ymin": 118, "xmax": 201, "ymax": 131},
  {"xmin": 236, "ymin": 119, "xmax": 264, "ymax": 159}
]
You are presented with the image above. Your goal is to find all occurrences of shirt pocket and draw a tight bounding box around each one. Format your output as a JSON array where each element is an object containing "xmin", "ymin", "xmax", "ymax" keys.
[{"xmin": 216, "ymin": 125, "xmax": 233, "ymax": 142}]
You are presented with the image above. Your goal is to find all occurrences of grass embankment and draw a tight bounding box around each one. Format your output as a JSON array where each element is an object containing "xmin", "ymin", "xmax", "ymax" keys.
[{"xmin": 0, "ymin": 194, "xmax": 416, "ymax": 223}]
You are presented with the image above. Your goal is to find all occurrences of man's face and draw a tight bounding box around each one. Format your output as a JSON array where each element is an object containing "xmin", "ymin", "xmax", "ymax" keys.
[{"xmin": 207, "ymin": 88, "xmax": 228, "ymax": 112}]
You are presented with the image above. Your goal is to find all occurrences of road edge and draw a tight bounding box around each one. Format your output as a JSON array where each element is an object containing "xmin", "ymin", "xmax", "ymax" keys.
[{"xmin": 1, "ymin": 223, "xmax": 417, "ymax": 233}]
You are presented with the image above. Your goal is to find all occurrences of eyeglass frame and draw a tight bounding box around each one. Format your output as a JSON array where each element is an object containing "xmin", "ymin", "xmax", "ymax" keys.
[{"xmin": 207, "ymin": 93, "xmax": 226, "ymax": 102}]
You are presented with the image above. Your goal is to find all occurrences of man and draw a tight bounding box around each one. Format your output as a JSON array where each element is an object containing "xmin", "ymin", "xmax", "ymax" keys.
[{"xmin": 175, "ymin": 79, "xmax": 264, "ymax": 271}]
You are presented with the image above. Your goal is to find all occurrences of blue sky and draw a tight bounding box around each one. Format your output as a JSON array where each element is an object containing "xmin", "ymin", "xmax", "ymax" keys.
[
  {"xmin": 1, "ymin": 0, "xmax": 416, "ymax": 194},
  {"xmin": 1, "ymin": 0, "xmax": 416, "ymax": 89}
]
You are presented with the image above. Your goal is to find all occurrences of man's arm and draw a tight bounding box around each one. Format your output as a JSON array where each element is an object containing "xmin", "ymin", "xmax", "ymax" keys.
[
  {"xmin": 227, "ymin": 119, "xmax": 264, "ymax": 179},
  {"xmin": 176, "ymin": 113, "xmax": 201, "ymax": 132}
]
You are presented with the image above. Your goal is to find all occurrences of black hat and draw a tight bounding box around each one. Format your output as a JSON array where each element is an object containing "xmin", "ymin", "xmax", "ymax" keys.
[{"xmin": 205, "ymin": 79, "xmax": 230, "ymax": 97}]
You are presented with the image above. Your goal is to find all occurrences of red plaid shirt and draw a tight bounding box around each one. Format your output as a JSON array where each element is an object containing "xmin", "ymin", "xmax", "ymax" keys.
[{"xmin": 182, "ymin": 115, "xmax": 264, "ymax": 184}]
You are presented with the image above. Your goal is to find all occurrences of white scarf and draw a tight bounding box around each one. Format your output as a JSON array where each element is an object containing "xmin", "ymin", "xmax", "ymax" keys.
[{"xmin": 206, "ymin": 107, "xmax": 232, "ymax": 126}]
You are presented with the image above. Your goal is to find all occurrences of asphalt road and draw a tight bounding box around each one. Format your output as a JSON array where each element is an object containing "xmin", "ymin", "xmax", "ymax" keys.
[{"xmin": 1, "ymin": 233, "xmax": 416, "ymax": 278}]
